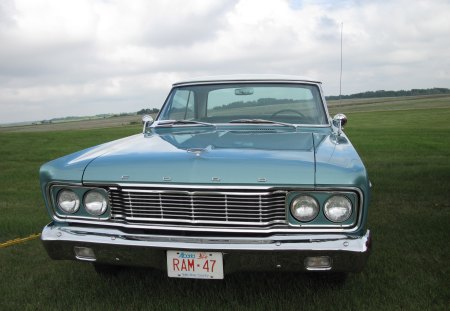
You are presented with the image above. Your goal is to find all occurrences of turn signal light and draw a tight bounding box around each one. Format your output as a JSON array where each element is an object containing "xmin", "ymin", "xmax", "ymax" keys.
[
  {"xmin": 74, "ymin": 246, "xmax": 96, "ymax": 261},
  {"xmin": 304, "ymin": 256, "xmax": 332, "ymax": 270}
]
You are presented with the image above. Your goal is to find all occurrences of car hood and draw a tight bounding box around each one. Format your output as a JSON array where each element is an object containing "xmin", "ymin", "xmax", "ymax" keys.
[{"xmin": 81, "ymin": 129, "xmax": 316, "ymax": 185}]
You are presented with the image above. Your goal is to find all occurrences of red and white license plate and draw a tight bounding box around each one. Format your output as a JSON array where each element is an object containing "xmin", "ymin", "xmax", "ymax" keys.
[{"xmin": 167, "ymin": 250, "xmax": 224, "ymax": 279}]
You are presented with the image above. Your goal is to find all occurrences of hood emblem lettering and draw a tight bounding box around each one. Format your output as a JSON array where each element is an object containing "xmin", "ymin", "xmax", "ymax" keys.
[
  {"xmin": 163, "ymin": 177, "xmax": 172, "ymax": 181},
  {"xmin": 211, "ymin": 177, "xmax": 221, "ymax": 182},
  {"xmin": 257, "ymin": 178, "xmax": 267, "ymax": 183}
]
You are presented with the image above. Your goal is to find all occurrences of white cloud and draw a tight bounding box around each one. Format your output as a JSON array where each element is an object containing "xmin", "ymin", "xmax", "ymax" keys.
[{"xmin": 0, "ymin": 0, "xmax": 449, "ymax": 123}]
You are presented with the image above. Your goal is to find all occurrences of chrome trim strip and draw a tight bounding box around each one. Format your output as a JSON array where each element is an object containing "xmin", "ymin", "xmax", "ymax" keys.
[
  {"xmin": 122, "ymin": 217, "xmax": 287, "ymax": 226},
  {"xmin": 173, "ymin": 79, "xmax": 322, "ymax": 87},
  {"xmin": 319, "ymin": 84, "xmax": 333, "ymax": 126},
  {"xmin": 119, "ymin": 189, "xmax": 284, "ymax": 196},
  {"xmin": 41, "ymin": 223, "xmax": 371, "ymax": 253},
  {"xmin": 46, "ymin": 220, "xmax": 357, "ymax": 234},
  {"xmin": 86, "ymin": 183, "xmax": 315, "ymax": 190}
]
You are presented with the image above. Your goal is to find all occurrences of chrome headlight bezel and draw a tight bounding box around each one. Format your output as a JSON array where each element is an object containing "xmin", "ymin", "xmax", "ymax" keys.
[
  {"xmin": 286, "ymin": 190, "xmax": 360, "ymax": 229},
  {"xmin": 49, "ymin": 184, "xmax": 110, "ymax": 220},
  {"xmin": 290, "ymin": 195, "xmax": 320, "ymax": 222}
]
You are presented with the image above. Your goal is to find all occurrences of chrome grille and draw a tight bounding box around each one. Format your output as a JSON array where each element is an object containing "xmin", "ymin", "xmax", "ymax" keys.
[{"xmin": 108, "ymin": 187, "xmax": 287, "ymax": 228}]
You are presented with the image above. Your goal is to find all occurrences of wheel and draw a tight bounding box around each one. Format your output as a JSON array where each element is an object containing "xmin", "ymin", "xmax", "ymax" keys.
[{"xmin": 270, "ymin": 109, "xmax": 306, "ymax": 119}]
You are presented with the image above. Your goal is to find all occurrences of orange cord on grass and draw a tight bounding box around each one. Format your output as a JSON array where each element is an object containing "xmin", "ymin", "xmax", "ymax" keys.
[{"xmin": 0, "ymin": 233, "xmax": 41, "ymax": 248}]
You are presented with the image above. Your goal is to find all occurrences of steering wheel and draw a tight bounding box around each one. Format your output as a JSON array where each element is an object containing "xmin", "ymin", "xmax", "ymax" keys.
[{"xmin": 270, "ymin": 109, "xmax": 306, "ymax": 119}]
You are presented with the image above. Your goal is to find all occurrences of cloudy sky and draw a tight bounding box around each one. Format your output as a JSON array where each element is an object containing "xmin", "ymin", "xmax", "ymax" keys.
[{"xmin": 0, "ymin": 0, "xmax": 449, "ymax": 123}]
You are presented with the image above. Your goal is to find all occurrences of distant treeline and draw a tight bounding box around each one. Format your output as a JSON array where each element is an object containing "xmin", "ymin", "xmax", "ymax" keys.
[
  {"xmin": 326, "ymin": 88, "xmax": 450, "ymax": 100},
  {"xmin": 212, "ymin": 98, "xmax": 302, "ymax": 111},
  {"xmin": 137, "ymin": 108, "xmax": 160, "ymax": 115}
]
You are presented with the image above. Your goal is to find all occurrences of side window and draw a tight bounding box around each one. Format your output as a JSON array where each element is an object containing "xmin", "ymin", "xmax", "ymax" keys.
[{"xmin": 167, "ymin": 90, "xmax": 195, "ymax": 120}]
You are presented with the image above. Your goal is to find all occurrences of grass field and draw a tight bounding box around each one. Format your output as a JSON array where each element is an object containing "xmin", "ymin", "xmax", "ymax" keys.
[
  {"xmin": 0, "ymin": 115, "xmax": 143, "ymax": 133},
  {"xmin": 0, "ymin": 96, "xmax": 449, "ymax": 310}
]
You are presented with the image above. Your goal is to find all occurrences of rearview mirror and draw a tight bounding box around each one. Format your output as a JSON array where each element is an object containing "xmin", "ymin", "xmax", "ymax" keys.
[{"xmin": 235, "ymin": 87, "xmax": 254, "ymax": 95}]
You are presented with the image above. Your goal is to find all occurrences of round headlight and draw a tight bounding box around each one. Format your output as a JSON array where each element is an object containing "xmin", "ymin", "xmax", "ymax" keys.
[
  {"xmin": 290, "ymin": 195, "xmax": 319, "ymax": 222},
  {"xmin": 84, "ymin": 190, "xmax": 108, "ymax": 216},
  {"xmin": 57, "ymin": 189, "xmax": 80, "ymax": 214},
  {"xmin": 324, "ymin": 195, "xmax": 352, "ymax": 222}
]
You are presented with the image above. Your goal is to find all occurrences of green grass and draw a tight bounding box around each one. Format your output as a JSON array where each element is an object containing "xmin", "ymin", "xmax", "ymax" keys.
[
  {"xmin": 1, "ymin": 98, "xmax": 449, "ymax": 310},
  {"xmin": 0, "ymin": 125, "xmax": 140, "ymax": 241},
  {"xmin": 327, "ymin": 93, "xmax": 450, "ymax": 114},
  {"xmin": 0, "ymin": 115, "xmax": 148, "ymax": 133}
]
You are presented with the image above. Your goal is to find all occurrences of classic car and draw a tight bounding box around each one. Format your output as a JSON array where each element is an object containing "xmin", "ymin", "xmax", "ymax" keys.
[{"xmin": 40, "ymin": 74, "xmax": 371, "ymax": 279}]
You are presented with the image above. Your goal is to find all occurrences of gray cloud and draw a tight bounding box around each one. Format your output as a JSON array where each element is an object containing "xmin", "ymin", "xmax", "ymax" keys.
[
  {"xmin": 138, "ymin": 1, "xmax": 238, "ymax": 47},
  {"xmin": 0, "ymin": 0, "xmax": 449, "ymax": 123}
]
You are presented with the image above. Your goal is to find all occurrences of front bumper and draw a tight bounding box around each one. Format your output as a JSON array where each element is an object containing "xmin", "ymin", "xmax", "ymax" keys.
[{"xmin": 41, "ymin": 223, "xmax": 371, "ymax": 273}]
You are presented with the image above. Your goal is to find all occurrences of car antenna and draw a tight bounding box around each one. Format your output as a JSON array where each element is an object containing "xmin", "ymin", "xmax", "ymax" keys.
[{"xmin": 339, "ymin": 22, "xmax": 343, "ymax": 104}]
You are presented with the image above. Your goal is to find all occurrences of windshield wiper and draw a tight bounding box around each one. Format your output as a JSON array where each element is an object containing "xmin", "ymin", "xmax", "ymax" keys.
[
  {"xmin": 228, "ymin": 119, "xmax": 296, "ymax": 128},
  {"xmin": 155, "ymin": 120, "xmax": 215, "ymax": 127}
]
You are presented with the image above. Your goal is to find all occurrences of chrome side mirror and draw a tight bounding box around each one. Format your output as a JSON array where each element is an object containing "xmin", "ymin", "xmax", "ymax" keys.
[
  {"xmin": 332, "ymin": 113, "xmax": 347, "ymax": 136},
  {"xmin": 142, "ymin": 115, "xmax": 154, "ymax": 133}
]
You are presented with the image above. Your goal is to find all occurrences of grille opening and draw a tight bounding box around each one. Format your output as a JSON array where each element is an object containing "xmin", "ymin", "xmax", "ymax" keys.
[{"xmin": 108, "ymin": 186, "xmax": 287, "ymax": 229}]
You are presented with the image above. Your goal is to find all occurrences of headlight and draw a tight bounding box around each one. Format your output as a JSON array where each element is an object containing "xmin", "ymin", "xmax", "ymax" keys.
[
  {"xmin": 290, "ymin": 195, "xmax": 319, "ymax": 222},
  {"xmin": 84, "ymin": 190, "xmax": 108, "ymax": 216},
  {"xmin": 57, "ymin": 189, "xmax": 80, "ymax": 214},
  {"xmin": 324, "ymin": 195, "xmax": 352, "ymax": 222}
]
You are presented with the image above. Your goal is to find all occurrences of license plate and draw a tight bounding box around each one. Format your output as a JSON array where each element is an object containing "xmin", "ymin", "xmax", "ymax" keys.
[{"xmin": 167, "ymin": 250, "xmax": 224, "ymax": 279}]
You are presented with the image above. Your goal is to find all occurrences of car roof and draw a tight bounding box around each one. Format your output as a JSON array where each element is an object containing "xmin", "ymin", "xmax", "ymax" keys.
[{"xmin": 173, "ymin": 74, "xmax": 321, "ymax": 86}]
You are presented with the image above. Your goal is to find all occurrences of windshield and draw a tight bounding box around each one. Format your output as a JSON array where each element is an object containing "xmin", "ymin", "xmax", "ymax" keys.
[{"xmin": 158, "ymin": 83, "xmax": 328, "ymax": 125}]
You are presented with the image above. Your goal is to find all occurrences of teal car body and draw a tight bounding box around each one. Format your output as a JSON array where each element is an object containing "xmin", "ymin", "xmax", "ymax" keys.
[{"xmin": 40, "ymin": 75, "xmax": 371, "ymax": 279}]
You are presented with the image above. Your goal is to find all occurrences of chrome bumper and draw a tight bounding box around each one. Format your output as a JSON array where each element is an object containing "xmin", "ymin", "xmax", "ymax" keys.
[{"xmin": 41, "ymin": 223, "xmax": 371, "ymax": 273}]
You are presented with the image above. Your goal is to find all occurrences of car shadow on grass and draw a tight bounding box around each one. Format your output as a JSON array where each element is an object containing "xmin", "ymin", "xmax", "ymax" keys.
[{"xmin": 100, "ymin": 265, "xmax": 349, "ymax": 289}]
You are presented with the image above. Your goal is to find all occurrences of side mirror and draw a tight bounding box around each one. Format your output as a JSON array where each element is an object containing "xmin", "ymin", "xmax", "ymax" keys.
[
  {"xmin": 332, "ymin": 113, "xmax": 347, "ymax": 136},
  {"xmin": 142, "ymin": 115, "xmax": 154, "ymax": 133}
]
